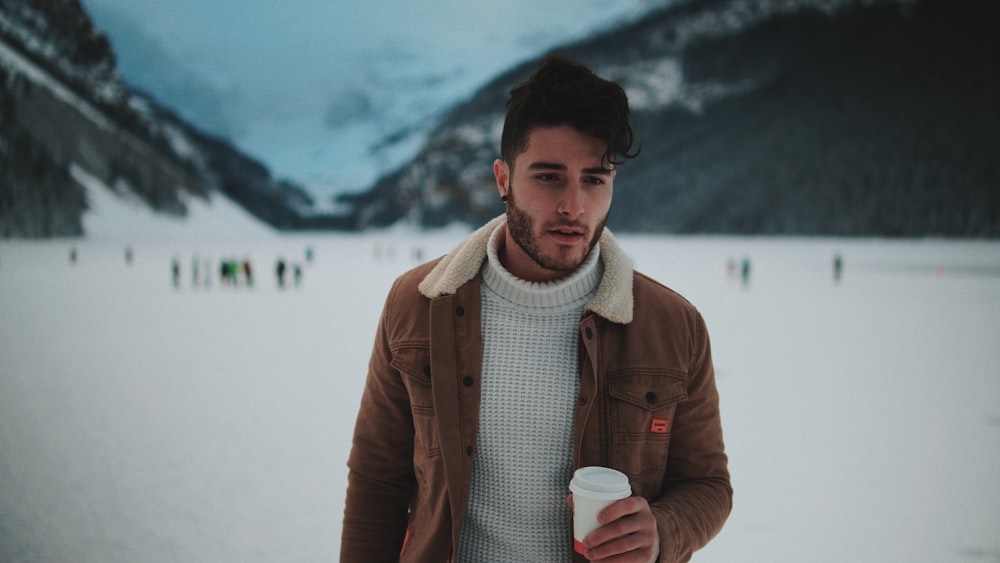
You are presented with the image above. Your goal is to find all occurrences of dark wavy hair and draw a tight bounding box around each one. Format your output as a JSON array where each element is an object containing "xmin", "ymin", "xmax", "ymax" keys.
[{"xmin": 500, "ymin": 54, "xmax": 640, "ymax": 167}]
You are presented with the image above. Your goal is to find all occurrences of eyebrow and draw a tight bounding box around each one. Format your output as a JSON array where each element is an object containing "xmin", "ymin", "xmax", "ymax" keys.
[{"xmin": 527, "ymin": 161, "xmax": 613, "ymax": 175}]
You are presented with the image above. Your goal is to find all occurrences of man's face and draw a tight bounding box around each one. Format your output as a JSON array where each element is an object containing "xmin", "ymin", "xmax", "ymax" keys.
[{"xmin": 494, "ymin": 125, "xmax": 614, "ymax": 283}]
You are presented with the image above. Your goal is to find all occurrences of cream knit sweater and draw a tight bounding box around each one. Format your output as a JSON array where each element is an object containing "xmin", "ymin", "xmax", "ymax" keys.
[{"xmin": 456, "ymin": 224, "xmax": 603, "ymax": 562}]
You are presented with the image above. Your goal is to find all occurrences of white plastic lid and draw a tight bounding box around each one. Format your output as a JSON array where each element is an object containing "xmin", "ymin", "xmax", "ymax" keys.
[{"xmin": 569, "ymin": 466, "xmax": 632, "ymax": 500}]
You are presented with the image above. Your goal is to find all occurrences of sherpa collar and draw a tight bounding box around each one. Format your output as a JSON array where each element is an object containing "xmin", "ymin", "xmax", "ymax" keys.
[{"xmin": 418, "ymin": 215, "xmax": 634, "ymax": 324}]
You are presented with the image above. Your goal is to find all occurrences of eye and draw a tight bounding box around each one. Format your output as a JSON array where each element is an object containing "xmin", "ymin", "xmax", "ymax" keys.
[
  {"xmin": 535, "ymin": 173, "xmax": 560, "ymax": 183},
  {"xmin": 584, "ymin": 176, "xmax": 607, "ymax": 185}
]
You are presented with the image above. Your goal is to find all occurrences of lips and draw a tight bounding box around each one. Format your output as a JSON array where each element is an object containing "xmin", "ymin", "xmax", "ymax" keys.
[{"xmin": 548, "ymin": 226, "xmax": 586, "ymax": 243}]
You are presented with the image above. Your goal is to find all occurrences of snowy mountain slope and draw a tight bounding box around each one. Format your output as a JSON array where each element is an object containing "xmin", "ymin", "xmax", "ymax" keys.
[
  {"xmin": 0, "ymin": 0, "xmax": 340, "ymax": 238},
  {"xmin": 0, "ymin": 0, "xmax": 205, "ymax": 236},
  {"xmin": 72, "ymin": 164, "xmax": 274, "ymax": 242},
  {"xmin": 3, "ymin": 0, "xmax": 997, "ymax": 238},
  {"xmin": 346, "ymin": 0, "xmax": 1000, "ymax": 236},
  {"xmin": 79, "ymin": 0, "xmax": 668, "ymax": 200}
]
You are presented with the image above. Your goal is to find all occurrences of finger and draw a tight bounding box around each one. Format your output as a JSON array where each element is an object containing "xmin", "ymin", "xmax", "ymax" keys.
[
  {"xmin": 583, "ymin": 499, "xmax": 658, "ymax": 558},
  {"xmin": 583, "ymin": 531, "xmax": 657, "ymax": 562},
  {"xmin": 598, "ymin": 496, "xmax": 647, "ymax": 525},
  {"xmin": 585, "ymin": 514, "xmax": 643, "ymax": 548}
]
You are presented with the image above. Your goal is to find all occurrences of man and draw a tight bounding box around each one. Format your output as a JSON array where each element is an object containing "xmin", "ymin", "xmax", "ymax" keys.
[{"xmin": 341, "ymin": 54, "xmax": 731, "ymax": 562}]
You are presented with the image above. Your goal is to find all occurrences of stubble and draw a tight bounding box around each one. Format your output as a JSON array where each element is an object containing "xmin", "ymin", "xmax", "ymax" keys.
[{"xmin": 505, "ymin": 186, "xmax": 607, "ymax": 276}]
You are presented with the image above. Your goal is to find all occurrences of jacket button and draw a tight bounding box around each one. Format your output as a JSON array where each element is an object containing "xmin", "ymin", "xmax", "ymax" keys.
[
  {"xmin": 646, "ymin": 391, "xmax": 657, "ymax": 404},
  {"xmin": 466, "ymin": 446, "xmax": 473, "ymax": 456},
  {"xmin": 578, "ymin": 394, "xmax": 588, "ymax": 405},
  {"xmin": 463, "ymin": 376, "xmax": 474, "ymax": 387},
  {"xmin": 585, "ymin": 327, "xmax": 593, "ymax": 339},
  {"xmin": 455, "ymin": 306, "xmax": 465, "ymax": 316}
]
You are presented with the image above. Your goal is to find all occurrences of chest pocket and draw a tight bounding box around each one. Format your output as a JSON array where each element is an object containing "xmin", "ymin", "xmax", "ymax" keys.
[
  {"xmin": 607, "ymin": 371, "xmax": 687, "ymax": 487},
  {"xmin": 391, "ymin": 345, "xmax": 441, "ymax": 457}
]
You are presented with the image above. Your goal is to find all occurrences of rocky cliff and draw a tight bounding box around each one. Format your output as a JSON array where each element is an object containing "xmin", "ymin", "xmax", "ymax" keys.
[{"xmin": 0, "ymin": 0, "xmax": 345, "ymax": 238}]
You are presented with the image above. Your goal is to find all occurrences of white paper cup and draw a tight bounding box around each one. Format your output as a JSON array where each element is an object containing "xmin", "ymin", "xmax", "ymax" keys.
[{"xmin": 569, "ymin": 466, "xmax": 632, "ymax": 554}]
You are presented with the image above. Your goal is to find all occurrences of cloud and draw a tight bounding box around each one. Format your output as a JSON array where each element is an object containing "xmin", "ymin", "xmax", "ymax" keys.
[
  {"xmin": 83, "ymin": 2, "xmax": 239, "ymax": 137},
  {"xmin": 323, "ymin": 88, "xmax": 376, "ymax": 130}
]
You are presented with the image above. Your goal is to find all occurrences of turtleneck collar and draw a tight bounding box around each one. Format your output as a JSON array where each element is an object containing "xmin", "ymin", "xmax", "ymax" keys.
[{"xmin": 481, "ymin": 222, "xmax": 603, "ymax": 309}]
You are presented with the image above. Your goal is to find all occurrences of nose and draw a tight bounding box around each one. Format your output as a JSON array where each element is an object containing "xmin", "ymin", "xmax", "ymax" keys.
[{"xmin": 558, "ymin": 183, "xmax": 585, "ymax": 219}]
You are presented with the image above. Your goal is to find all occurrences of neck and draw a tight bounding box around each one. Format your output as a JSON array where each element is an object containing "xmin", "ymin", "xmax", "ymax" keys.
[{"xmin": 485, "ymin": 223, "xmax": 602, "ymax": 307}]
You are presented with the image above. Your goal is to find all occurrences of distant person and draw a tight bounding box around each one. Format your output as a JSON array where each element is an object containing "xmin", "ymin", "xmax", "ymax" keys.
[
  {"xmin": 275, "ymin": 258, "xmax": 287, "ymax": 288},
  {"xmin": 69, "ymin": 247, "xmax": 77, "ymax": 266},
  {"xmin": 741, "ymin": 257, "xmax": 751, "ymax": 287},
  {"xmin": 192, "ymin": 255, "xmax": 201, "ymax": 287},
  {"xmin": 171, "ymin": 257, "xmax": 181, "ymax": 288},
  {"xmin": 125, "ymin": 246, "xmax": 134, "ymax": 266},
  {"xmin": 305, "ymin": 245, "xmax": 314, "ymax": 263},
  {"xmin": 243, "ymin": 260, "xmax": 254, "ymax": 287},
  {"xmin": 293, "ymin": 263, "xmax": 302, "ymax": 287},
  {"xmin": 342, "ymin": 54, "xmax": 731, "ymax": 563},
  {"xmin": 833, "ymin": 253, "xmax": 843, "ymax": 282}
]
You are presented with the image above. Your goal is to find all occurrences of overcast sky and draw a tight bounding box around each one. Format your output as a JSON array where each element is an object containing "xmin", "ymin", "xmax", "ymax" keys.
[{"xmin": 77, "ymin": 0, "xmax": 664, "ymax": 197}]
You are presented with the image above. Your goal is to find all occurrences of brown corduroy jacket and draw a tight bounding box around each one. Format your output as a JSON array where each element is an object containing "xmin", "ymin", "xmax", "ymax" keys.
[{"xmin": 341, "ymin": 216, "xmax": 731, "ymax": 562}]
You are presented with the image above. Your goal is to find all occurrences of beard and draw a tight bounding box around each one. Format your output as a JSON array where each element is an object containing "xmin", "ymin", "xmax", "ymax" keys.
[{"xmin": 505, "ymin": 186, "xmax": 608, "ymax": 276}]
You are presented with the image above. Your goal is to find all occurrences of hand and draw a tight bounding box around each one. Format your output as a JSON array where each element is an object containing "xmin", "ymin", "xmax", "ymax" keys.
[{"xmin": 571, "ymin": 495, "xmax": 659, "ymax": 562}]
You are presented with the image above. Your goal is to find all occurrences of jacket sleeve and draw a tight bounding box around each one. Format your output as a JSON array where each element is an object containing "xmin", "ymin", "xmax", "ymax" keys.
[
  {"xmin": 650, "ymin": 313, "xmax": 732, "ymax": 562},
  {"xmin": 341, "ymin": 279, "xmax": 416, "ymax": 562}
]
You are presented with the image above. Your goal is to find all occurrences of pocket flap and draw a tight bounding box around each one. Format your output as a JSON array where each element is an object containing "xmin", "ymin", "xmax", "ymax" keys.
[
  {"xmin": 390, "ymin": 345, "xmax": 432, "ymax": 384},
  {"xmin": 608, "ymin": 372, "xmax": 687, "ymax": 410}
]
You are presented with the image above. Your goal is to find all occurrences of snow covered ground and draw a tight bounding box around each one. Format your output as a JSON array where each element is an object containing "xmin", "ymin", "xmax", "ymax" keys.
[{"xmin": 1, "ymin": 228, "xmax": 998, "ymax": 562}]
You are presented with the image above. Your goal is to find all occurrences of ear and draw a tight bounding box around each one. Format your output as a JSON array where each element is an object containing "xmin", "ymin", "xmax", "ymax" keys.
[{"xmin": 493, "ymin": 159, "xmax": 509, "ymax": 198}]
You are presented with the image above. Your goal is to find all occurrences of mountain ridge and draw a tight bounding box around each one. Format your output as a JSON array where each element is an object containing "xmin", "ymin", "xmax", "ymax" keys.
[
  {"xmin": 2, "ymin": 0, "xmax": 997, "ymax": 238},
  {"xmin": 343, "ymin": 0, "xmax": 999, "ymax": 237},
  {"xmin": 0, "ymin": 0, "xmax": 349, "ymax": 238}
]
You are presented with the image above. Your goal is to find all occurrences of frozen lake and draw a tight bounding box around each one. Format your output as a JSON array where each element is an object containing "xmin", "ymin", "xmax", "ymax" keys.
[{"xmin": 1, "ymin": 232, "xmax": 999, "ymax": 562}]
